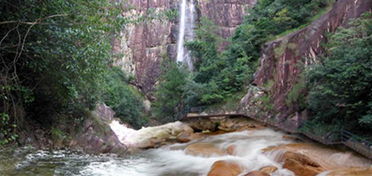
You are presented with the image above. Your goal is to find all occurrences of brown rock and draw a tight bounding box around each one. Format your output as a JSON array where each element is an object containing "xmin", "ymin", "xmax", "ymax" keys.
[
  {"xmin": 262, "ymin": 143, "xmax": 372, "ymax": 170},
  {"xmin": 226, "ymin": 145, "xmax": 237, "ymax": 155},
  {"xmin": 283, "ymin": 158, "xmax": 323, "ymax": 176},
  {"xmin": 205, "ymin": 130, "xmax": 229, "ymax": 135},
  {"xmin": 244, "ymin": 171, "xmax": 269, "ymax": 176},
  {"xmin": 327, "ymin": 168, "xmax": 372, "ymax": 176},
  {"xmin": 281, "ymin": 151, "xmax": 324, "ymax": 176},
  {"xmin": 185, "ymin": 143, "xmax": 225, "ymax": 157},
  {"xmin": 176, "ymin": 132, "xmax": 205, "ymax": 143},
  {"xmin": 176, "ymin": 132, "xmax": 192, "ymax": 143},
  {"xmin": 208, "ymin": 160, "xmax": 243, "ymax": 176},
  {"xmin": 282, "ymin": 151, "xmax": 323, "ymax": 175},
  {"xmin": 198, "ymin": 0, "xmax": 256, "ymax": 50},
  {"xmin": 259, "ymin": 166, "xmax": 278, "ymax": 174},
  {"xmin": 114, "ymin": 0, "xmax": 257, "ymax": 94},
  {"xmin": 282, "ymin": 135, "xmax": 298, "ymax": 141},
  {"xmin": 70, "ymin": 105, "xmax": 127, "ymax": 154},
  {"xmin": 240, "ymin": 0, "xmax": 372, "ymax": 128},
  {"xmin": 263, "ymin": 148, "xmax": 324, "ymax": 176},
  {"xmin": 282, "ymin": 151, "xmax": 321, "ymax": 168}
]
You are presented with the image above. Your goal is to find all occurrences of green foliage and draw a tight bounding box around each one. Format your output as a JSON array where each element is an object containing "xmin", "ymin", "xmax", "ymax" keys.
[
  {"xmin": 186, "ymin": 17, "xmax": 222, "ymax": 82},
  {"xmin": 286, "ymin": 74, "xmax": 307, "ymax": 109},
  {"xmin": 185, "ymin": 0, "xmax": 330, "ymax": 107},
  {"xmin": 1, "ymin": 0, "xmax": 125, "ymax": 124},
  {"xmin": 0, "ymin": 113, "xmax": 18, "ymax": 145},
  {"xmin": 153, "ymin": 61, "xmax": 189, "ymax": 123},
  {"xmin": 306, "ymin": 13, "xmax": 372, "ymax": 131},
  {"xmin": 259, "ymin": 95, "xmax": 274, "ymax": 111},
  {"xmin": 300, "ymin": 120, "xmax": 342, "ymax": 136},
  {"xmin": 50, "ymin": 127, "xmax": 66, "ymax": 142},
  {"xmin": 102, "ymin": 67, "xmax": 146, "ymax": 129},
  {"xmin": 0, "ymin": 0, "xmax": 148, "ymax": 142}
]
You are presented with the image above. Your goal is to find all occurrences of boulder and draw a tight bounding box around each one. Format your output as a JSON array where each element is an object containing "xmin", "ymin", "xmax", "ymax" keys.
[
  {"xmin": 185, "ymin": 143, "xmax": 225, "ymax": 157},
  {"xmin": 185, "ymin": 117, "xmax": 265, "ymax": 132},
  {"xmin": 244, "ymin": 171, "xmax": 269, "ymax": 176},
  {"xmin": 327, "ymin": 168, "xmax": 372, "ymax": 176},
  {"xmin": 282, "ymin": 152, "xmax": 324, "ymax": 176},
  {"xmin": 283, "ymin": 158, "xmax": 322, "ymax": 176},
  {"xmin": 132, "ymin": 121, "xmax": 194, "ymax": 148},
  {"xmin": 262, "ymin": 143, "xmax": 372, "ymax": 170},
  {"xmin": 71, "ymin": 105, "xmax": 127, "ymax": 154},
  {"xmin": 226, "ymin": 145, "xmax": 237, "ymax": 155},
  {"xmin": 244, "ymin": 166, "xmax": 278, "ymax": 176},
  {"xmin": 176, "ymin": 132, "xmax": 205, "ymax": 143},
  {"xmin": 282, "ymin": 135, "xmax": 298, "ymax": 141},
  {"xmin": 259, "ymin": 166, "xmax": 278, "ymax": 175},
  {"xmin": 207, "ymin": 160, "xmax": 243, "ymax": 176}
]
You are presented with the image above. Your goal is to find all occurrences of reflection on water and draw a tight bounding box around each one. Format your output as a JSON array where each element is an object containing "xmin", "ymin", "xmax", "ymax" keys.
[{"xmin": 0, "ymin": 129, "xmax": 296, "ymax": 176}]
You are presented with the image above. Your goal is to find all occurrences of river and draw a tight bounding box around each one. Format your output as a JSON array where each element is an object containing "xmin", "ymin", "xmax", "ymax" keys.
[
  {"xmin": 1, "ymin": 124, "xmax": 371, "ymax": 176},
  {"xmin": 0, "ymin": 128, "xmax": 297, "ymax": 176}
]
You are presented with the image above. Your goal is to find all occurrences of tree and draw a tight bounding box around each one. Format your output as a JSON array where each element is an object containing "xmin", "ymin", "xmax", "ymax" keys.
[
  {"xmin": 102, "ymin": 67, "xmax": 146, "ymax": 129},
  {"xmin": 307, "ymin": 13, "xmax": 372, "ymax": 131},
  {"xmin": 184, "ymin": 0, "xmax": 329, "ymax": 106},
  {"xmin": 153, "ymin": 61, "xmax": 189, "ymax": 123},
  {"xmin": 0, "ymin": 0, "xmax": 131, "ymax": 144}
]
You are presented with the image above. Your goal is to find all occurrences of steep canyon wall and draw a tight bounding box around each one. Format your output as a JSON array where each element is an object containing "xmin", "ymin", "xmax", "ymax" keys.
[
  {"xmin": 113, "ymin": 0, "xmax": 256, "ymax": 97},
  {"xmin": 239, "ymin": 0, "xmax": 372, "ymax": 128}
]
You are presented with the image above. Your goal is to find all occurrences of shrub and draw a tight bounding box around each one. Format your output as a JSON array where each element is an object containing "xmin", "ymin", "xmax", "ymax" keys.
[
  {"xmin": 307, "ymin": 13, "xmax": 372, "ymax": 131},
  {"xmin": 153, "ymin": 61, "xmax": 189, "ymax": 123},
  {"xmin": 185, "ymin": 0, "xmax": 330, "ymax": 107},
  {"xmin": 102, "ymin": 67, "xmax": 146, "ymax": 129}
]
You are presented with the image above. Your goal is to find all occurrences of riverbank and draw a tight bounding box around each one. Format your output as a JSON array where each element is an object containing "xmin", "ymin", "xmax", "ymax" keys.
[
  {"xmin": 1, "ymin": 117, "xmax": 371, "ymax": 176},
  {"xmin": 108, "ymin": 116, "xmax": 372, "ymax": 176},
  {"xmin": 1, "ymin": 115, "xmax": 371, "ymax": 176}
]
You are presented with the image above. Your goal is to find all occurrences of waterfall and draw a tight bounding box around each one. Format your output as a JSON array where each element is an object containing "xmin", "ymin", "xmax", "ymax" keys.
[{"xmin": 176, "ymin": 0, "xmax": 195, "ymax": 70}]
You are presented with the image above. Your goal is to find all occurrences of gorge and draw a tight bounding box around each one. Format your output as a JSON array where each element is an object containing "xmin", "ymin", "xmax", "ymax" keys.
[{"xmin": 0, "ymin": 0, "xmax": 372, "ymax": 176}]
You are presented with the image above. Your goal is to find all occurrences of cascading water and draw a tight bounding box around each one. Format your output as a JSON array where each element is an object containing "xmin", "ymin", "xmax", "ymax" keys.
[
  {"xmin": 2, "ymin": 121, "xmax": 371, "ymax": 176},
  {"xmin": 176, "ymin": 0, "xmax": 195, "ymax": 70}
]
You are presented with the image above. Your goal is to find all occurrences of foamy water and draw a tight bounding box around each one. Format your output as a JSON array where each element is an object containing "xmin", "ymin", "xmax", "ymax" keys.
[
  {"xmin": 2, "ymin": 125, "xmax": 368, "ymax": 175},
  {"xmin": 2, "ymin": 120, "xmax": 369, "ymax": 175},
  {"xmin": 109, "ymin": 120, "xmax": 139, "ymax": 146},
  {"xmin": 80, "ymin": 128, "xmax": 297, "ymax": 176}
]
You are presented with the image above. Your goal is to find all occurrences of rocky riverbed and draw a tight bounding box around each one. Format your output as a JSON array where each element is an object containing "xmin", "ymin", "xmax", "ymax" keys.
[{"xmin": 1, "ymin": 117, "xmax": 371, "ymax": 176}]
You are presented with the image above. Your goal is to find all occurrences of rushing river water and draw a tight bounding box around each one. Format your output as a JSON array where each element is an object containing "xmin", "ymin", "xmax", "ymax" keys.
[{"xmin": 0, "ymin": 128, "xmax": 300, "ymax": 176}]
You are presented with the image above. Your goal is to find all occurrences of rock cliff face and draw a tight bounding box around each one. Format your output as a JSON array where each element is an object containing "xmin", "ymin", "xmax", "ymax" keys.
[
  {"xmin": 240, "ymin": 0, "xmax": 372, "ymax": 128},
  {"xmin": 197, "ymin": 0, "xmax": 256, "ymax": 49},
  {"xmin": 113, "ymin": 0, "xmax": 256, "ymax": 96}
]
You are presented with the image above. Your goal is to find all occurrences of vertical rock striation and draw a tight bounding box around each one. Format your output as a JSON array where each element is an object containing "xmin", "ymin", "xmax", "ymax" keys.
[
  {"xmin": 113, "ymin": 0, "xmax": 256, "ymax": 96},
  {"xmin": 240, "ymin": 0, "xmax": 372, "ymax": 128},
  {"xmin": 113, "ymin": 0, "xmax": 177, "ymax": 96},
  {"xmin": 197, "ymin": 0, "xmax": 256, "ymax": 49}
]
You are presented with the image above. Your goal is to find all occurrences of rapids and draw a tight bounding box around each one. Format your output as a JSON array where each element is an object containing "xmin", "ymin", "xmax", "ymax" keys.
[
  {"xmin": 1, "ymin": 121, "xmax": 370, "ymax": 176},
  {"xmin": 0, "ymin": 127, "xmax": 296, "ymax": 176}
]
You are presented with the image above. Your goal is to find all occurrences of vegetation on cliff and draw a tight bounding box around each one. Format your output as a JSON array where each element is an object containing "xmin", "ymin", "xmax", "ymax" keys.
[
  {"xmin": 153, "ymin": 61, "xmax": 190, "ymax": 123},
  {"xmin": 306, "ymin": 13, "xmax": 372, "ymax": 133},
  {"xmin": 184, "ymin": 0, "xmax": 331, "ymax": 105},
  {"xmin": 153, "ymin": 0, "xmax": 332, "ymax": 122}
]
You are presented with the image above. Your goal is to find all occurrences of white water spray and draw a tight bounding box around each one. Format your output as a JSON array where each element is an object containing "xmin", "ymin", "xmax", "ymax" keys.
[
  {"xmin": 86, "ymin": 126, "xmax": 298, "ymax": 176},
  {"xmin": 109, "ymin": 120, "xmax": 139, "ymax": 147},
  {"xmin": 176, "ymin": 0, "xmax": 195, "ymax": 70}
]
